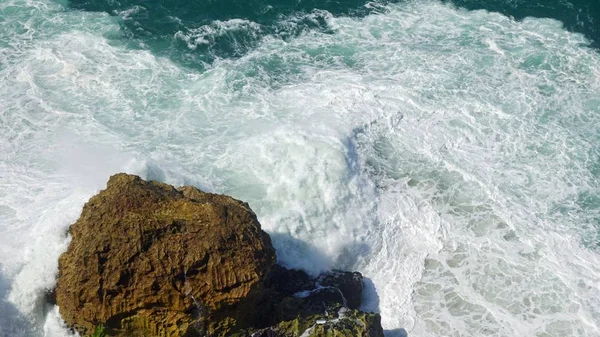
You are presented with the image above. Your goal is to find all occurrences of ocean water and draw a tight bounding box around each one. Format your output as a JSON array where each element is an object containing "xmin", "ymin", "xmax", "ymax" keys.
[{"xmin": 1, "ymin": 0, "xmax": 600, "ymax": 336}]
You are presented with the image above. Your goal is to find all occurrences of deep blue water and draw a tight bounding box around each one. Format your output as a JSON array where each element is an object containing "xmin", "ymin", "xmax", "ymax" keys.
[
  {"xmin": 446, "ymin": 0, "xmax": 599, "ymax": 47},
  {"xmin": 68, "ymin": 0, "xmax": 600, "ymax": 69},
  {"xmin": 69, "ymin": 0, "xmax": 389, "ymax": 68}
]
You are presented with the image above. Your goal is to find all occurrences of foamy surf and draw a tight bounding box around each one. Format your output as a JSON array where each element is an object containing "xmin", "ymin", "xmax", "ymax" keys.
[{"xmin": 1, "ymin": 0, "xmax": 600, "ymax": 336}]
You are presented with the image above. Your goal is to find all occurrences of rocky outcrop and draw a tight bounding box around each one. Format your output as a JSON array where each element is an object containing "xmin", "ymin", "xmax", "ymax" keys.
[
  {"xmin": 55, "ymin": 174, "xmax": 384, "ymax": 337},
  {"xmin": 56, "ymin": 174, "xmax": 276, "ymax": 336}
]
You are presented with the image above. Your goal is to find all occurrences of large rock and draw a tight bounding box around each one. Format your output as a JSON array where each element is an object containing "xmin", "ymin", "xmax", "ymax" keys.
[
  {"xmin": 56, "ymin": 173, "xmax": 276, "ymax": 336},
  {"xmin": 55, "ymin": 174, "xmax": 384, "ymax": 337}
]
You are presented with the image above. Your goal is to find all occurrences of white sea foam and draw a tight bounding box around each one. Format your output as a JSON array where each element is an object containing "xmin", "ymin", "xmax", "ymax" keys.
[
  {"xmin": 175, "ymin": 19, "xmax": 262, "ymax": 50},
  {"xmin": 1, "ymin": 0, "xmax": 600, "ymax": 336}
]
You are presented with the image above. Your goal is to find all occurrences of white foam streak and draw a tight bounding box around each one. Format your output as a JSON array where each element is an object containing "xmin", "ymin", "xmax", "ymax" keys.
[{"xmin": 175, "ymin": 19, "xmax": 262, "ymax": 50}]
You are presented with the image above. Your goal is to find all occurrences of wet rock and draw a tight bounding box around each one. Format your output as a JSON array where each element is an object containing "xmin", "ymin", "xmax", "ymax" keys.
[
  {"xmin": 317, "ymin": 270, "xmax": 364, "ymax": 310},
  {"xmin": 247, "ymin": 265, "xmax": 383, "ymax": 337}
]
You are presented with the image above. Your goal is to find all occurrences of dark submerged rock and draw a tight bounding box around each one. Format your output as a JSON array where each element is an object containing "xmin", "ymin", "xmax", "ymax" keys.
[{"xmin": 250, "ymin": 266, "xmax": 384, "ymax": 337}]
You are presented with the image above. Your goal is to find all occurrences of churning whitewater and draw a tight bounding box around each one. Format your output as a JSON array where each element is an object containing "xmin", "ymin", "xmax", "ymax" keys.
[{"xmin": 1, "ymin": 0, "xmax": 600, "ymax": 336}]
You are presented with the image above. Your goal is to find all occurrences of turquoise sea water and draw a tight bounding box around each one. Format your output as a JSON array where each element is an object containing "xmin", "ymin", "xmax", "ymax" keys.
[{"xmin": 1, "ymin": 0, "xmax": 600, "ymax": 336}]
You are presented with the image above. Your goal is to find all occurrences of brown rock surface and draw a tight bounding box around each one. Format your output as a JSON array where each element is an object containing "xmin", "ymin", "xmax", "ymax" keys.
[{"xmin": 55, "ymin": 173, "xmax": 276, "ymax": 336}]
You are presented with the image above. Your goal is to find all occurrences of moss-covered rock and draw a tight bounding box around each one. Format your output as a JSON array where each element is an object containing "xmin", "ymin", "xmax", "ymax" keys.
[{"xmin": 250, "ymin": 309, "xmax": 383, "ymax": 337}]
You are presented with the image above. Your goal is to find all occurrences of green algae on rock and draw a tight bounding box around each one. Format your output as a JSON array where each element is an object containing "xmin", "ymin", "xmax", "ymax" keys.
[{"xmin": 250, "ymin": 309, "xmax": 383, "ymax": 337}]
